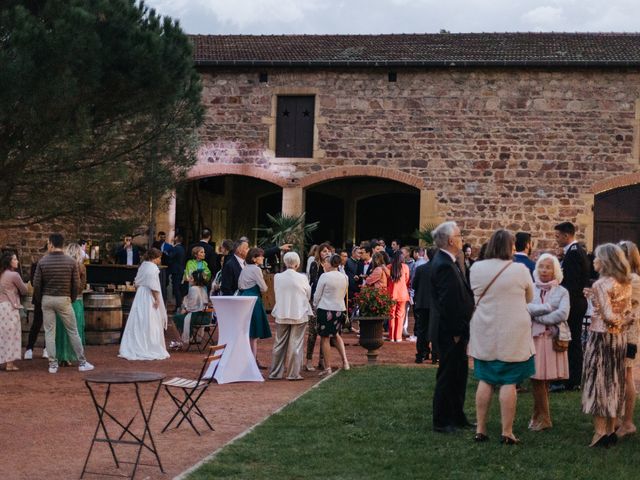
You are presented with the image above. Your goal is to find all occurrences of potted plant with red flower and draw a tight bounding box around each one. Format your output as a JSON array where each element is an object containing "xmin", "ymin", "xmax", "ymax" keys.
[{"xmin": 351, "ymin": 286, "xmax": 395, "ymax": 363}]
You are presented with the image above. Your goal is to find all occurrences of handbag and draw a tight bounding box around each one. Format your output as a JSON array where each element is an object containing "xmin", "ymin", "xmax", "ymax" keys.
[
  {"xmin": 474, "ymin": 261, "xmax": 512, "ymax": 311},
  {"xmin": 552, "ymin": 338, "xmax": 570, "ymax": 352}
]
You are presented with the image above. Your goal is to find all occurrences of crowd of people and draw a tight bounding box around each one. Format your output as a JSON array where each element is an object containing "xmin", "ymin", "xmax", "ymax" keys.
[
  {"xmin": 1, "ymin": 220, "xmax": 639, "ymax": 449},
  {"xmin": 419, "ymin": 221, "xmax": 639, "ymax": 448}
]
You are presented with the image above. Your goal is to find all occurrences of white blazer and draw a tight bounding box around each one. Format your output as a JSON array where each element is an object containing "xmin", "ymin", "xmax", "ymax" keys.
[{"xmin": 271, "ymin": 268, "xmax": 313, "ymax": 324}]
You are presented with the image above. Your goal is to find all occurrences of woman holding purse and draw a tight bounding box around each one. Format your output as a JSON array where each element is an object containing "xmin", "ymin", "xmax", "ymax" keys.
[{"xmin": 527, "ymin": 253, "xmax": 570, "ymax": 431}]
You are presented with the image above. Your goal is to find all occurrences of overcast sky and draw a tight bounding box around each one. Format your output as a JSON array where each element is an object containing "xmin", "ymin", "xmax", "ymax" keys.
[{"xmin": 144, "ymin": 0, "xmax": 640, "ymax": 35}]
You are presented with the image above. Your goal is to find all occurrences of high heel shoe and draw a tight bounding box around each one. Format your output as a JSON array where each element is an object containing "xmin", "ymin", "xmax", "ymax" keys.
[
  {"xmin": 474, "ymin": 433, "xmax": 489, "ymax": 442},
  {"xmin": 500, "ymin": 435, "xmax": 521, "ymax": 445},
  {"xmin": 589, "ymin": 434, "xmax": 609, "ymax": 448}
]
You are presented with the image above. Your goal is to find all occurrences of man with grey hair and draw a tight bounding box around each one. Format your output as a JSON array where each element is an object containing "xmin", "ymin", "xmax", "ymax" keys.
[
  {"xmin": 268, "ymin": 252, "xmax": 313, "ymax": 380},
  {"xmin": 429, "ymin": 221, "xmax": 474, "ymax": 433}
]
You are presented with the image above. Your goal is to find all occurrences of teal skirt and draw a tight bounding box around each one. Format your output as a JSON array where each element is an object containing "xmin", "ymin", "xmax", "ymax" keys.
[
  {"xmin": 239, "ymin": 285, "xmax": 271, "ymax": 339},
  {"xmin": 55, "ymin": 299, "xmax": 85, "ymax": 362},
  {"xmin": 474, "ymin": 356, "xmax": 535, "ymax": 386}
]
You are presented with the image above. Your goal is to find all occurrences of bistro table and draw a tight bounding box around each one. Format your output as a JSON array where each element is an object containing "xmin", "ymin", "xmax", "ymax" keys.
[{"xmin": 81, "ymin": 371, "xmax": 165, "ymax": 480}]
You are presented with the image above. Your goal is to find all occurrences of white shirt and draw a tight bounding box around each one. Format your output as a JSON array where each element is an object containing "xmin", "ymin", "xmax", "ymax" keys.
[
  {"xmin": 563, "ymin": 240, "xmax": 578, "ymax": 256},
  {"xmin": 238, "ymin": 264, "xmax": 267, "ymax": 292},
  {"xmin": 313, "ymin": 270, "xmax": 348, "ymax": 312},
  {"xmin": 126, "ymin": 248, "xmax": 134, "ymax": 266},
  {"xmin": 234, "ymin": 254, "xmax": 246, "ymax": 269}
]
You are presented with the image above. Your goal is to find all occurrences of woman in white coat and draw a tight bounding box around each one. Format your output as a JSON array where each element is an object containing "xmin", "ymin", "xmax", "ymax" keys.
[
  {"xmin": 119, "ymin": 248, "xmax": 170, "ymax": 360},
  {"xmin": 268, "ymin": 252, "xmax": 313, "ymax": 380}
]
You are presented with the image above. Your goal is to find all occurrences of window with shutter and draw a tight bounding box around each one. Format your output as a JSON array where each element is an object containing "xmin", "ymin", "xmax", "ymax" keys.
[{"xmin": 275, "ymin": 96, "xmax": 315, "ymax": 158}]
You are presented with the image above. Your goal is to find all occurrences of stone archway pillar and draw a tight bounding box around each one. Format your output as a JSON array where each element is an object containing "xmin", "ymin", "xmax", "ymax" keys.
[
  {"xmin": 154, "ymin": 191, "xmax": 177, "ymax": 242},
  {"xmin": 282, "ymin": 187, "xmax": 305, "ymax": 217},
  {"xmin": 419, "ymin": 189, "xmax": 442, "ymax": 237}
]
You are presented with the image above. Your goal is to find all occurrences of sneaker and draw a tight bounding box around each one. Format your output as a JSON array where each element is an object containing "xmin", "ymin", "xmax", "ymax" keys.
[
  {"xmin": 48, "ymin": 362, "xmax": 59, "ymax": 374},
  {"xmin": 408, "ymin": 335, "xmax": 417, "ymax": 342},
  {"xmin": 42, "ymin": 348, "xmax": 49, "ymax": 359},
  {"xmin": 24, "ymin": 349, "xmax": 33, "ymax": 360},
  {"xmin": 78, "ymin": 361, "xmax": 95, "ymax": 372}
]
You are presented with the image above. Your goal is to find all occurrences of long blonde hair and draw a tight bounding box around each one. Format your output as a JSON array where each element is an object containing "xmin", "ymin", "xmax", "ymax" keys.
[
  {"xmin": 595, "ymin": 243, "xmax": 631, "ymax": 284},
  {"xmin": 618, "ymin": 241, "xmax": 640, "ymax": 275},
  {"xmin": 64, "ymin": 243, "xmax": 85, "ymax": 266}
]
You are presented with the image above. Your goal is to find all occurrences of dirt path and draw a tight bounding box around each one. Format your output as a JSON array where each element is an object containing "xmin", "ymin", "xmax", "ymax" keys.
[{"xmin": 0, "ymin": 321, "xmax": 423, "ymax": 480}]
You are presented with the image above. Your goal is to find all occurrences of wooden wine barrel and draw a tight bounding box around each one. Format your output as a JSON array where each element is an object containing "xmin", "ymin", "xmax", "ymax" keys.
[
  {"xmin": 262, "ymin": 273, "xmax": 275, "ymax": 312},
  {"xmin": 83, "ymin": 292, "xmax": 122, "ymax": 345}
]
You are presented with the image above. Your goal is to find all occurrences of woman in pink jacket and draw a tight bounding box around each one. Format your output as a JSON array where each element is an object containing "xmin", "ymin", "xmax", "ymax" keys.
[{"xmin": 387, "ymin": 251, "xmax": 411, "ymax": 342}]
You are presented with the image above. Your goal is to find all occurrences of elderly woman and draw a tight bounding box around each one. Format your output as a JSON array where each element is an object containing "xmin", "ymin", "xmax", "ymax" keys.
[
  {"xmin": 582, "ymin": 243, "xmax": 633, "ymax": 448},
  {"xmin": 184, "ymin": 245, "xmax": 212, "ymax": 284},
  {"xmin": 617, "ymin": 241, "xmax": 640, "ymax": 438},
  {"xmin": 469, "ymin": 230, "xmax": 534, "ymax": 444},
  {"xmin": 238, "ymin": 248, "xmax": 271, "ymax": 367},
  {"xmin": 0, "ymin": 252, "xmax": 27, "ymax": 371},
  {"xmin": 527, "ymin": 253, "xmax": 570, "ymax": 431},
  {"xmin": 55, "ymin": 243, "xmax": 87, "ymax": 366},
  {"xmin": 268, "ymin": 252, "xmax": 313, "ymax": 381},
  {"xmin": 314, "ymin": 254, "xmax": 350, "ymax": 376}
]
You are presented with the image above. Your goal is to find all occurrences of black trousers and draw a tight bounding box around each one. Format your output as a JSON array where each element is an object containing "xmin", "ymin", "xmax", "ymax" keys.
[
  {"xmin": 414, "ymin": 308, "xmax": 431, "ymax": 360},
  {"xmin": 432, "ymin": 336, "xmax": 469, "ymax": 428},
  {"xmin": 171, "ymin": 273, "xmax": 184, "ymax": 310},
  {"xmin": 566, "ymin": 295, "xmax": 588, "ymax": 388},
  {"xmin": 26, "ymin": 303, "xmax": 44, "ymax": 351}
]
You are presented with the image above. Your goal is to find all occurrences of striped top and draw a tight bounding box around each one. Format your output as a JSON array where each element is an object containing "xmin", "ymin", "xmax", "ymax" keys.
[{"xmin": 33, "ymin": 252, "xmax": 80, "ymax": 302}]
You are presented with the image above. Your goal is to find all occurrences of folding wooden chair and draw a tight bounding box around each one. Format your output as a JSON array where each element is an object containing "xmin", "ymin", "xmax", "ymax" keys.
[
  {"xmin": 186, "ymin": 310, "xmax": 217, "ymax": 353},
  {"xmin": 161, "ymin": 344, "xmax": 226, "ymax": 435}
]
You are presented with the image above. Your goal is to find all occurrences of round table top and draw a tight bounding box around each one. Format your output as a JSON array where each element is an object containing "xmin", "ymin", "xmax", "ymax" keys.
[{"xmin": 84, "ymin": 371, "xmax": 165, "ymax": 384}]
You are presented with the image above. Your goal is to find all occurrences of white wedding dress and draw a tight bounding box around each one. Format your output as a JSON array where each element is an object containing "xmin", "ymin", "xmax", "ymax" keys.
[{"xmin": 118, "ymin": 261, "xmax": 170, "ymax": 360}]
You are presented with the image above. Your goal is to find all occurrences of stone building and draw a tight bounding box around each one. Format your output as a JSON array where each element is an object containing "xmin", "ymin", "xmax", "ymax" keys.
[
  {"xmin": 6, "ymin": 33, "xmax": 640, "ymax": 264},
  {"xmin": 156, "ymin": 32, "xmax": 640, "ymax": 252}
]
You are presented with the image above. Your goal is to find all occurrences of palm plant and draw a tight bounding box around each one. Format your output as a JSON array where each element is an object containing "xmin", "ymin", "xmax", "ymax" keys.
[
  {"xmin": 255, "ymin": 212, "xmax": 319, "ymax": 250},
  {"xmin": 415, "ymin": 224, "xmax": 437, "ymax": 246}
]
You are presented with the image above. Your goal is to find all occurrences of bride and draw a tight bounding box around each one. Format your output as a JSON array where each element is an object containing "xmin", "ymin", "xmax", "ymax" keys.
[{"xmin": 119, "ymin": 248, "xmax": 170, "ymax": 360}]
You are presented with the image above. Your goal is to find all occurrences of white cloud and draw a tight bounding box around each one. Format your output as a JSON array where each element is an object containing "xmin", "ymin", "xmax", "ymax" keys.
[
  {"xmin": 195, "ymin": 0, "xmax": 325, "ymax": 29},
  {"xmin": 522, "ymin": 6, "xmax": 564, "ymax": 29}
]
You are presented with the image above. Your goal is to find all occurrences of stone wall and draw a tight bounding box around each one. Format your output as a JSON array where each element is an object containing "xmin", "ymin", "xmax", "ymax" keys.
[{"xmin": 194, "ymin": 66, "xmax": 640, "ymax": 250}]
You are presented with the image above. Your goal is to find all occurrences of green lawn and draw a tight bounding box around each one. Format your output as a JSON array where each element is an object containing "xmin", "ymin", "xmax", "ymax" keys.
[{"xmin": 189, "ymin": 366, "xmax": 640, "ymax": 480}]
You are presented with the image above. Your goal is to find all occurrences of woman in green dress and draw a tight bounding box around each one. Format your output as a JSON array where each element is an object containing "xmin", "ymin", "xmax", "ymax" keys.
[
  {"xmin": 56, "ymin": 243, "xmax": 86, "ymax": 366},
  {"xmin": 184, "ymin": 246, "xmax": 212, "ymax": 286},
  {"xmin": 238, "ymin": 248, "xmax": 271, "ymax": 368}
]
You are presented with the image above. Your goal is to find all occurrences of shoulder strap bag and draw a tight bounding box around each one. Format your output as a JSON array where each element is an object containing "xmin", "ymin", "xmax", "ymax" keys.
[{"xmin": 474, "ymin": 261, "xmax": 512, "ymax": 311}]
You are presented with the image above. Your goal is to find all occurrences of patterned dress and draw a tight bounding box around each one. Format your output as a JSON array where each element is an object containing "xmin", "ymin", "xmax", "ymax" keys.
[
  {"xmin": 582, "ymin": 277, "xmax": 632, "ymax": 417},
  {"xmin": 0, "ymin": 271, "xmax": 27, "ymax": 365}
]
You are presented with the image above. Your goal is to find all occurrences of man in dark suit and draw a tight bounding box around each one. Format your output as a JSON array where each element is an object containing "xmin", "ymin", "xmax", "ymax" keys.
[
  {"xmin": 115, "ymin": 234, "xmax": 140, "ymax": 265},
  {"xmin": 554, "ymin": 222, "xmax": 590, "ymax": 391},
  {"xmin": 168, "ymin": 234, "xmax": 186, "ymax": 309},
  {"xmin": 220, "ymin": 239, "xmax": 249, "ymax": 296},
  {"xmin": 429, "ymin": 221, "xmax": 475, "ymax": 433},
  {"xmin": 152, "ymin": 231, "xmax": 174, "ymax": 267},
  {"xmin": 412, "ymin": 247, "xmax": 438, "ymax": 364},
  {"xmin": 344, "ymin": 246, "xmax": 362, "ymax": 299},
  {"xmin": 513, "ymin": 232, "xmax": 535, "ymax": 277}
]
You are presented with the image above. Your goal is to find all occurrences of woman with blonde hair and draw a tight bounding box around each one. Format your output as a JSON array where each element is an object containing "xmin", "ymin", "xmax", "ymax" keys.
[
  {"xmin": 55, "ymin": 243, "xmax": 87, "ymax": 366},
  {"xmin": 582, "ymin": 243, "xmax": 633, "ymax": 447},
  {"xmin": 616, "ymin": 240, "xmax": 640, "ymax": 438},
  {"xmin": 527, "ymin": 253, "xmax": 570, "ymax": 431}
]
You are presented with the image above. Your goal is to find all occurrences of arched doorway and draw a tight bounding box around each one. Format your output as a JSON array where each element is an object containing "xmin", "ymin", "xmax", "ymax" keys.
[
  {"xmin": 175, "ymin": 175, "xmax": 282, "ymax": 248},
  {"xmin": 305, "ymin": 177, "xmax": 420, "ymax": 247},
  {"xmin": 594, "ymin": 184, "xmax": 640, "ymax": 245}
]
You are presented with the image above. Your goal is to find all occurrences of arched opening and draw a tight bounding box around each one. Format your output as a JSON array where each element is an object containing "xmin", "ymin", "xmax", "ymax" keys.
[
  {"xmin": 175, "ymin": 175, "xmax": 282, "ymax": 248},
  {"xmin": 305, "ymin": 177, "xmax": 420, "ymax": 247},
  {"xmin": 594, "ymin": 184, "xmax": 640, "ymax": 245}
]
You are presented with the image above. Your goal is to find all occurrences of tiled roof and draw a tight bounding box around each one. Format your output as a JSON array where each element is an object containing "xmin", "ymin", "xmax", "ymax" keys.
[{"xmin": 190, "ymin": 33, "xmax": 640, "ymax": 67}]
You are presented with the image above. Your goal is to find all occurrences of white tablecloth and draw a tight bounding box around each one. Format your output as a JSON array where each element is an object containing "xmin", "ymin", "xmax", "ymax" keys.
[{"xmin": 205, "ymin": 296, "xmax": 264, "ymax": 383}]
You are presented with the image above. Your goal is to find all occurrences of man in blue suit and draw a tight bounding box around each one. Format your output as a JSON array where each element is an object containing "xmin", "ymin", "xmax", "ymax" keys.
[{"xmin": 513, "ymin": 232, "xmax": 535, "ymax": 277}]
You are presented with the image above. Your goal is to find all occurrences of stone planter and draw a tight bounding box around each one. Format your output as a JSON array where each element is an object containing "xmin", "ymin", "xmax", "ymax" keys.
[{"xmin": 357, "ymin": 316, "xmax": 386, "ymax": 363}]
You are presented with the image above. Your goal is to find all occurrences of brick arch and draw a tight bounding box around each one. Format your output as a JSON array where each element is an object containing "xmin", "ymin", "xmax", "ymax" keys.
[
  {"xmin": 299, "ymin": 166, "xmax": 424, "ymax": 190},
  {"xmin": 187, "ymin": 163, "xmax": 288, "ymax": 188},
  {"xmin": 592, "ymin": 173, "xmax": 640, "ymax": 194}
]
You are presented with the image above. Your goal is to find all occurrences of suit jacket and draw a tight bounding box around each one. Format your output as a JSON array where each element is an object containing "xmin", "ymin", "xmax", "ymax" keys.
[
  {"xmin": 561, "ymin": 242, "xmax": 591, "ymax": 297},
  {"xmin": 271, "ymin": 269, "xmax": 313, "ymax": 323},
  {"xmin": 344, "ymin": 257, "xmax": 360, "ymax": 296},
  {"xmin": 513, "ymin": 253, "xmax": 535, "ymax": 276},
  {"xmin": 168, "ymin": 244, "xmax": 186, "ymax": 276},
  {"xmin": 115, "ymin": 246, "xmax": 140, "ymax": 265},
  {"xmin": 412, "ymin": 261, "xmax": 434, "ymax": 310},
  {"xmin": 429, "ymin": 250, "xmax": 474, "ymax": 348},
  {"xmin": 220, "ymin": 254, "xmax": 242, "ymax": 296}
]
